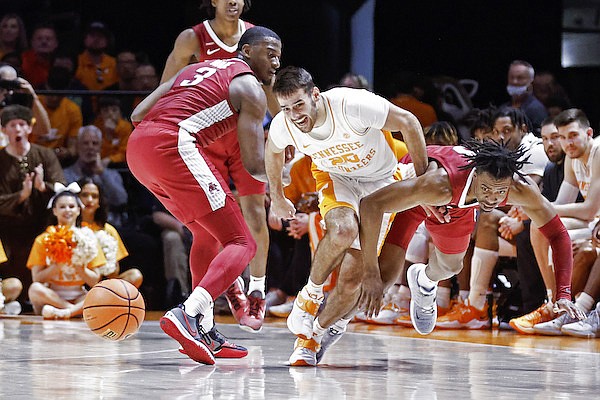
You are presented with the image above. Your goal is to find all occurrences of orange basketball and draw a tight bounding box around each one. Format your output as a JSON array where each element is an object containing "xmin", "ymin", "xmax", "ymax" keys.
[{"xmin": 83, "ymin": 279, "xmax": 146, "ymax": 341}]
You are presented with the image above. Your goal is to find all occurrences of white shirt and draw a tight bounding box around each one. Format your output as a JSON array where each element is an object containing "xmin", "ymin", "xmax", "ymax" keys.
[{"xmin": 269, "ymin": 87, "xmax": 397, "ymax": 180}]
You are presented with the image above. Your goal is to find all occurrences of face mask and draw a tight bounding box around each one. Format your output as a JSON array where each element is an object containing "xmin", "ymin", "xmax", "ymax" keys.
[{"xmin": 506, "ymin": 85, "xmax": 528, "ymax": 97}]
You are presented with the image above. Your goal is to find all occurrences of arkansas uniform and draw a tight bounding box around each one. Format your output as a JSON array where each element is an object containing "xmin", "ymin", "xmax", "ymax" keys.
[
  {"xmin": 126, "ymin": 58, "xmax": 257, "ymax": 298},
  {"xmin": 385, "ymin": 145, "xmax": 486, "ymax": 254}
]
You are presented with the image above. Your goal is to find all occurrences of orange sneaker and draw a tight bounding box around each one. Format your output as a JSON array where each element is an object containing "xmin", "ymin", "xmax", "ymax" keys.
[
  {"xmin": 509, "ymin": 302, "xmax": 555, "ymax": 335},
  {"xmin": 435, "ymin": 299, "xmax": 490, "ymax": 329}
]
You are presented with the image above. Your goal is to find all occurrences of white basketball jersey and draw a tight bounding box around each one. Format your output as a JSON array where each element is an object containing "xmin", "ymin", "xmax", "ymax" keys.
[
  {"xmin": 269, "ymin": 87, "xmax": 398, "ymax": 180},
  {"xmin": 572, "ymin": 138, "xmax": 600, "ymax": 199}
]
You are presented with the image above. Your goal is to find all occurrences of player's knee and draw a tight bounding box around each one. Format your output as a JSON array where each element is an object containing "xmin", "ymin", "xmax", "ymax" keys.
[
  {"xmin": 28, "ymin": 282, "xmax": 45, "ymax": 299},
  {"xmin": 2, "ymin": 278, "xmax": 22, "ymax": 301},
  {"xmin": 326, "ymin": 221, "xmax": 358, "ymax": 248}
]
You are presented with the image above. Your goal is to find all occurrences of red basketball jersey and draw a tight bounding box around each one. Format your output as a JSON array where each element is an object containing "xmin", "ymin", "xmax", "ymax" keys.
[
  {"xmin": 143, "ymin": 58, "xmax": 253, "ymax": 146},
  {"xmin": 193, "ymin": 20, "xmax": 254, "ymax": 61},
  {"xmin": 401, "ymin": 145, "xmax": 509, "ymax": 209}
]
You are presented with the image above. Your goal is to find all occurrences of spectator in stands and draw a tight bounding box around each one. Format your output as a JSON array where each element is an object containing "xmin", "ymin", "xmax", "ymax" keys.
[
  {"xmin": 75, "ymin": 22, "xmax": 118, "ymax": 91},
  {"xmin": 27, "ymin": 187, "xmax": 105, "ymax": 319},
  {"xmin": 78, "ymin": 177, "xmax": 143, "ymax": 288},
  {"xmin": 502, "ymin": 60, "xmax": 548, "ymax": 135},
  {"xmin": 1, "ymin": 63, "xmax": 52, "ymax": 139},
  {"xmin": 20, "ymin": 23, "xmax": 57, "ymax": 88},
  {"xmin": 0, "ymin": 13, "xmax": 28, "ymax": 60},
  {"xmin": 0, "ymin": 105, "xmax": 64, "ymax": 305},
  {"xmin": 63, "ymin": 125, "xmax": 128, "ymax": 227},
  {"xmin": 92, "ymin": 96, "xmax": 133, "ymax": 166},
  {"xmin": 52, "ymin": 51, "xmax": 94, "ymax": 124},
  {"xmin": 388, "ymin": 70, "xmax": 437, "ymax": 130},
  {"xmin": 151, "ymin": 199, "xmax": 192, "ymax": 308},
  {"xmin": 36, "ymin": 66, "xmax": 83, "ymax": 166},
  {"xmin": 106, "ymin": 50, "xmax": 139, "ymax": 119}
]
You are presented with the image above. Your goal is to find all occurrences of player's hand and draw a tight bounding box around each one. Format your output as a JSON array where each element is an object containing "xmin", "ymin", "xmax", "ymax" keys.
[
  {"xmin": 270, "ymin": 196, "xmax": 296, "ymax": 220},
  {"xmin": 592, "ymin": 220, "xmax": 600, "ymax": 249},
  {"xmin": 554, "ymin": 298, "xmax": 587, "ymax": 320},
  {"xmin": 422, "ymin": 205, "xmax": 450, "ymax": 223},
  {"xmin": 287, "ymin": 212, "xmax": 309, "ymax": 239},
  {"xmin": 498, "ymin": 216, "xmax": 524, "ymax": 240},
  {"xmin": 33, "ymin": 164, "xmax": 45, "ymax": 191},
  {"xmin": 20, "ymin": 173, "xmax": 33, "ymax": 201},
  {"xmin": 358, "ymin": 273, "xmax": 384, "ymax": 319},
  {"xmin": 507, "ymin": 205, "xmax": 528, "ymax": 221}
]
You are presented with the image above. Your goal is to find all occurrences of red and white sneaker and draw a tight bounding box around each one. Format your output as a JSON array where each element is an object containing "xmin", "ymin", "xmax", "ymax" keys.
[
  {"xmin": 240, "ymin": 291, "xmax": 266, "ymax": 333},
  {"xmin": 160, "ymin": 306, "xmax": 216, "ymax": 365},
  {"xmin": 225, "ymin": 277, "xmax": 248, "ymax": 324}
]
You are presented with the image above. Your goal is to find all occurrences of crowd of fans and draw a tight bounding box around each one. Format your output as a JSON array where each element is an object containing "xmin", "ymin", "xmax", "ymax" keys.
[{"xmin": 0, "ymin": 10, "xmax": 598, "ymax": 339}]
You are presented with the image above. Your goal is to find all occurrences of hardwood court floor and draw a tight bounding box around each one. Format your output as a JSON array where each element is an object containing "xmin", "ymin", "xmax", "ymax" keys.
[{"xmin": 1, "ymin": 312, "xmax": 598, "ymax": 399}]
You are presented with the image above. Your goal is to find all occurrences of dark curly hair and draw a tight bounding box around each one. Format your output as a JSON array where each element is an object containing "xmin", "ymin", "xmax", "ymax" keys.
[
  {"xmin": 200, "ymin": 0, "xmax": 251, "ymax": 19},
  {"xmin": 459, "ymin": 139, "xmax": 530, "ymax": 181}
]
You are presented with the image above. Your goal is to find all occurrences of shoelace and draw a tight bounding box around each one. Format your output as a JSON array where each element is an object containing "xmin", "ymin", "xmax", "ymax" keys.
[
  {"xmin": 585, "ymin": 309, "xmax": 599, "ymax": 328},
  {"xmin": 227, "ymin": 286, "xmax": 244, "ymax": 309},
  {"xmin": 248, "ymin": 297, "xmax": 262, "ymax": 317}
]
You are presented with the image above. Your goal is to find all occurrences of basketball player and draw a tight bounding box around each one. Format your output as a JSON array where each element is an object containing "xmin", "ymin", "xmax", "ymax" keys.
[
  {"xmin": 160, "ymin": 0, "xmax": 272, "ymax": 332},
  {"xmin": 358, "ymin": 141, "xmax": 583, "ymax": 339},
  {"xmin": 265, "ymin": 66, "xmax": 430, "ymax": 366},
  {"xmin": 127, "ymin": 26, "xmax": 281, "ymax": 365}
]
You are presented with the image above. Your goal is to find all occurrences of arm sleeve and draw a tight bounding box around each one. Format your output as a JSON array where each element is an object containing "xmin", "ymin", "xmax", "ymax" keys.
[{"xmin": 538, "ymin": 215, "xmax": 572, "ymax": 300}]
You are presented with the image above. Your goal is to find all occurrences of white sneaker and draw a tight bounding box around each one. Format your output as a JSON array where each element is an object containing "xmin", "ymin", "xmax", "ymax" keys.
[
  {"xmin": 561, "ymin": 304, "xmax": 600, "ymax": 338},
  {"xmin": 316, "ymin": 323, "xmax": 346, "ymax": 364},
  {"xmin": 407, "ymin": 263, "xmax": 437, "ymax": 335},
  {"xmin": 41, "ymin": 305, "xmax": 71, "ymax": 320},
  {"xmin": 268, "ymin": 298, "xmax": 294, "ymax": 318},
  {"xmin": 289, "ymin": 337, "xmax": 318, "ymax": 367},
  {"xmin": 1, "ymin": 301, "xmax": 21, "ymax": 315},
  {"xmin": 533, "ymin": 312, "xmax": 577, "ymax": 336},
  {"xmin": 367, "ymin": 302, "xmax": 402, "ymax": 325},
  {"xmin": 287, "ymin": 289, "xmax": 322, "ymax": 339}
]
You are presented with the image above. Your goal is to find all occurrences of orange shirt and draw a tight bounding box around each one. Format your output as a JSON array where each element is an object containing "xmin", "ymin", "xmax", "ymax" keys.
[
  {"xmin": 390, "ymin": 95, "xmax": 438, "ymax": 129},
  {"xmin": 34, "ymin": 97, "xmax": 83, "ymax": 149},
  {"xmin": 93, "ymin": 117, "xmax": 133, "ymax": 163},
  {"xmin": 75, "ymin": 51, "xmax": 118, "ymax": 91},
  {"xmin": 27, "ymin": 228, "xmax": 106, "ymax": 286}
]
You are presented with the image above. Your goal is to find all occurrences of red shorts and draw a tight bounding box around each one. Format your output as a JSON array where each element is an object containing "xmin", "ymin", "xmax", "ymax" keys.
[
  {"xmin": 386, "ymin": 206, "xmax": 476, "ymax": 255},
  {"xmin": 127, "ymin": 121, "xmax": 236, "ymax": 223},
  {"xmin": 204, "ymin": 130, "xmax": 266, "ymax": 196}
]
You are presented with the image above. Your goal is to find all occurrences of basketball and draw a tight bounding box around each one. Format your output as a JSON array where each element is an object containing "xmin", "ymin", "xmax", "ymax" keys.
[{"xmin": 83, "ymin": 279, "xmax": 146, "ymax": 341}]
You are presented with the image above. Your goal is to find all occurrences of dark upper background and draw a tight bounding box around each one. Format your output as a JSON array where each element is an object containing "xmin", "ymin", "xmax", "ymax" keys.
[{"xmin": 3, "ymin": 0, "xmax": 599, "ymax": 128}]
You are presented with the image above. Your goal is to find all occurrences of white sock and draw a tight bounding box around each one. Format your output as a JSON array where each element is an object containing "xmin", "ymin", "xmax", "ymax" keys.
[
  {"xmin": 198, "ymin": 303, "xmax": 215, "ymax": 331},
  {"xmin": 468, "ymin": 248, "xmax": 497, "ymax": 310},
  {"xmin": 418, "ymin": 266, "xmax": 437, "ymax": 291},
  {"xmin": 312, "ymin": 319, "xmax": 327, "ymax": 344},
  {"xmin": 247, "ymin": 275, "xmax": 266, "ymax": 298},
  {"xmin": 398, "ymin": 284, "xmax": 411, "ymax": 300},
  {"xmin": 575, "ymin": 292, "xmax": 595, "ymax": 314},
  {"xmin": 546, "ymin": 289, "xmax": 553, "ymax": 303},
  {"xmin": 183, "ymin": 286, "xmax": 213, "ymax": 318},
  {"xmin": 459, "ymin": 290, "xmax": 470, "ymax": 301},
  {"xmin": 303, "ymin": 279, "xmax": 324, "ymax": 302},
  {"xmin": 437, "ymin": 286, "xmax": 451, "ymax": 309}
]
